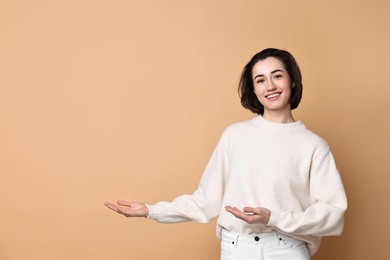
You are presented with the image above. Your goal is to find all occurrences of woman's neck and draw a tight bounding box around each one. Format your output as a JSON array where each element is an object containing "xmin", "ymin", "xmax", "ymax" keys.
[{"xmin": 262, "ymin": 110, "xmax": 295, "ymax": 123}]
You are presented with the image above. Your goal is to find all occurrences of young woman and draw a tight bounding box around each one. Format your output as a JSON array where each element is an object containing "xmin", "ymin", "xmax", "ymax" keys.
[{"xmin": 105, "ymin": 48, "xmax": 347, "ymax": 260}]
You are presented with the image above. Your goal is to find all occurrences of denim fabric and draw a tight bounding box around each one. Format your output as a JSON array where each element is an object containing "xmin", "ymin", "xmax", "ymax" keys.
[{"xmin": 220, "ymin": 229, "xmax": 310, "ymax": 260}]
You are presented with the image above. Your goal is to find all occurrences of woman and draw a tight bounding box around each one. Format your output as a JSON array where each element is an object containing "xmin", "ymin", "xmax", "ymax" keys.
[{"xmin": 105, "ymin": 48, "xmax": 347, "ymax": 259}]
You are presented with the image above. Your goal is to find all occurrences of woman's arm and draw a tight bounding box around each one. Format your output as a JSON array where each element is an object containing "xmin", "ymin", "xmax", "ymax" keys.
[
  {"xmin": 105, "ymin": 129, "xmax": 230, "ymax": 223},
  {"xmin": 226, "ymin": 144, "xmax": 347, "ymax": 237}
]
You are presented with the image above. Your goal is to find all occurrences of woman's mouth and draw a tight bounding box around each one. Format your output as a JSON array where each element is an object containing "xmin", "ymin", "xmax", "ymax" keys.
[{"xmin": 265, "ymin": 93, "xmax": 281, "ymax": 99}]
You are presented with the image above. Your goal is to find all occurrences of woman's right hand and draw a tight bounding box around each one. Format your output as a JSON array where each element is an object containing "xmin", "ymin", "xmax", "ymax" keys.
[{"xmin": 104, "ymin": 200, "xmax": 149, "ymax": 218}]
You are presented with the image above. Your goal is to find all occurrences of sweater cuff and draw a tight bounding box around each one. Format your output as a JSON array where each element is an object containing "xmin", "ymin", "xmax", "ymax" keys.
[
  {"xmin": 145, "ymin": 204, "xmax": 154, "ymax": 219},
  {"xmin": 145, "ymin": 204, "xmax": 168, "ymax": 220},
  {"xmin": 267, "ymin": 211, "xmax": 282, "ymax": 228}
]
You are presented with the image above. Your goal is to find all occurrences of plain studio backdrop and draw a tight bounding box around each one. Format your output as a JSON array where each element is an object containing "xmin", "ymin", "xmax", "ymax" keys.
[{"xmin": 0, "ymin": 0, "xmax": 389, "ymax": 259}]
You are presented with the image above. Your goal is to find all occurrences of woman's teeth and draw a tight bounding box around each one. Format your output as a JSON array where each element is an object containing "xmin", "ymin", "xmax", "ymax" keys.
[{"xmin": 266, "ymin": 93, "xmax": 280, "ymax": 98}]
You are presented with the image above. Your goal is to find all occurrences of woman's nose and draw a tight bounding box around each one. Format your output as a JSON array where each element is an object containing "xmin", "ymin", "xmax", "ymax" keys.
[{"xmin": 267, "ymin": 80, "xmax": 277, "ymax": 91}]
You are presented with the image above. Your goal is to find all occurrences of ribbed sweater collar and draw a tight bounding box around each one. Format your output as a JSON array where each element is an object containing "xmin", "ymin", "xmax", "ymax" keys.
[{"xmin": 252, "ymin": 115, "xmax": 306, "ymax": 132}]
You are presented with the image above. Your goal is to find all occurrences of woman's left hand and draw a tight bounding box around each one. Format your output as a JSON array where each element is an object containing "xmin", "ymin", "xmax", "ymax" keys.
[{"xmin": 225, "ymin": 206, "xmax": 271, "ymax": 224}]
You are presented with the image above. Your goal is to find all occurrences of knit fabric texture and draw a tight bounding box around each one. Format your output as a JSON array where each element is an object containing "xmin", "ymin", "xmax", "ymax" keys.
[{"xmin": 146, "ymin": 115, "xmax": 347, "ymax": 256}]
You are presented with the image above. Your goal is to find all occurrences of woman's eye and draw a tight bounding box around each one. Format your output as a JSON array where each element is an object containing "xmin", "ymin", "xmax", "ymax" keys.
[
  {"xmin": 274, "ymin": 74, "xmax": 282, "ymax": 79},
  {"xmin": 256, "ymin": 79, "xmax": 264, "ymax": 84}
]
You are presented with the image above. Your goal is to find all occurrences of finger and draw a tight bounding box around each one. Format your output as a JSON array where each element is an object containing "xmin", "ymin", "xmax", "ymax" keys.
[
  {"xmin": 243, "ymin": 207, "xmax": 256, "ymax": 214},
  {"xmin": 117, "ymin": 200, "xmax": 132, "ymax": 207},
  {"xmin": 225, "ymin": 206, "xmax": 240, "ymax": 214},
  {"xmin": 104, "ymin": 202, "xmax": 117, "ymax": 209},
  {"xmin": 225, "ymin": 206, "xmax": 247, "ymax": 219},
  {"xmin": 105, "ymin": 203, "xmax": 122, "ymax": 213},
  {"xmin": 225, "ymin": 206, "xmax": 240, "ymax": 211}
]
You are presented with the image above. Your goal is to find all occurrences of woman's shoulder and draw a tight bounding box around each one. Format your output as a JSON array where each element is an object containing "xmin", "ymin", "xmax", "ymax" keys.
[
  {"xmin": 222, "ymin": 117, "xmax": 257, "ymax": 134},
  {"xmin": 298, "ymin": 125, "xmax": 330, "ymax": 150}
]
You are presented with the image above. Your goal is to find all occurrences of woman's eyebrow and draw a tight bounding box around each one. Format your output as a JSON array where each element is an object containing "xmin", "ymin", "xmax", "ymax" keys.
[{"xmin": 253, "ymin": 69, "xmax": 284, "ymax": 80}]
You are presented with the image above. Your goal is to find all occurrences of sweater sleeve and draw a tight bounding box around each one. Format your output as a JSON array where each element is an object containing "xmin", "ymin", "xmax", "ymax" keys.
[
  {"xmin": 267, "ymin": 143, "xmax": 347, "ymax": 236},
  {"xmin": 145, "ymin": 131, "xmax": 229, "ymax": 223}
]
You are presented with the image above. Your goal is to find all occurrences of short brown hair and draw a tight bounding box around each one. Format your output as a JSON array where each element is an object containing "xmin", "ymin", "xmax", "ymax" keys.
[{"xmin": 238, "ymin": 48, "xmax": 303, "ymax": 115}]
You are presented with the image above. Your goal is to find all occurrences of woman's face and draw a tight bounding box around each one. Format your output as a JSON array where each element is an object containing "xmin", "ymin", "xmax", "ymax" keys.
[{"xmin": 252, "ymin": 57, "xmax": 292, "ymax": 115}]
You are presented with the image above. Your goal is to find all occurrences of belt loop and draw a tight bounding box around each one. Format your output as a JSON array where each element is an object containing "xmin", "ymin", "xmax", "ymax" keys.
[
  {"xmin": 234, "ymin": 234, "xmax": 239, "ymax": 248},
  {"xmin": 275, "ymin": 231, "xmax": 282, "ymax": 246}
]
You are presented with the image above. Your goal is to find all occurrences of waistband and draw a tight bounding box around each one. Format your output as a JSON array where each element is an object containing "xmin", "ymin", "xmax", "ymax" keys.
[{"xmin": 221, "ymin": 229, "xmax": 285, "ymax": 244}]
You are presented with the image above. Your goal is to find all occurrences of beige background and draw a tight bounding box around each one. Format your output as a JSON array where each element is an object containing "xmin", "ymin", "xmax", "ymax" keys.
[{"xmin": 1, "ymin": 0, "xmax": 389, "ymax": 259}]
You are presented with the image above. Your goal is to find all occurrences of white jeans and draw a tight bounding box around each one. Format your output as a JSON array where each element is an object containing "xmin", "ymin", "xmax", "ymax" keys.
[{"xmin": 220, "ymin": 229, "xmax": 310, "ymax": 260}]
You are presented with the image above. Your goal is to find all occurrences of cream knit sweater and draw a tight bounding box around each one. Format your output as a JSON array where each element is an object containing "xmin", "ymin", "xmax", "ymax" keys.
[{"xmin": 146, "ymin": 115, "xmax": 347, "ymax": 256}]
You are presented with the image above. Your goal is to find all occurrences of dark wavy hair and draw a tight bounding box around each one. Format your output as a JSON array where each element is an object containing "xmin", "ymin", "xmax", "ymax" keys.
[{"xmin": 238, "ymin": 48, "xmax": 303, "ymax": 115}]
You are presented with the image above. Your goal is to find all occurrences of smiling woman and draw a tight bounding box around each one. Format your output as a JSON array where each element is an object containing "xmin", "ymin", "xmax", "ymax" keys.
[
  {"xmin": 252, "ymin": 57, "xmax": 294, "ymax": 122},
  {"xmin": 239, "ymin": 48, "xmax": 303, "ymax": 119},
  {"xmin": 105, "ymin": 48, "xmax": 347, "ymax": 260}
]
